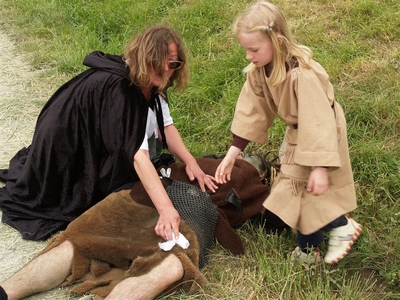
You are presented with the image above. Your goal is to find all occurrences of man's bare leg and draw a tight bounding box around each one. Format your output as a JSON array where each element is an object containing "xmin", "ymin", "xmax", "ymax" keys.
[
  {"xmin": 105, "ymin": 254, "xmax": 184, "ymax": 300},
  {"xmin": 0, "ymin": 240, "xmax": 73, "ymax": 300}
]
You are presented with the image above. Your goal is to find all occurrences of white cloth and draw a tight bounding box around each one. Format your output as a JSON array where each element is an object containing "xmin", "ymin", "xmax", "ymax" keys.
[
  {"xmin": 140, "ymin": 96, "xmax": 173, "ymax": 150},
  {"xmin": 158, "ymin": 232, "xmax": 190, "ymax": 251},
  {"xmin": 159, "ymin": 167, "xmax": 171, "ymax": 178}
]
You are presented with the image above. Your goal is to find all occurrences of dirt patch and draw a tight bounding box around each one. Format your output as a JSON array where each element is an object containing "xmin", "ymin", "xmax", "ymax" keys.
[{"xmin": 0, "ymin": 30, "xmax": 81, "ymax": 299}]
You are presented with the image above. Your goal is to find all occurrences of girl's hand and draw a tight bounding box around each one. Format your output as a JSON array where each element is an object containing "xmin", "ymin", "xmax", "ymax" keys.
[
  {"xmin": 155, "ymin": 206, "xmax": 181, "ymax": 240},
  {"xmin": 215, "ymin": 157, "xmax": 235, "ymax": 184},
  {"xmin": 215, "ymin": 146, "xmax": 242, "ymax": 184},
  {"xmin": 306, "ymin": 167, "xmax": 329, "ymax": 196}
]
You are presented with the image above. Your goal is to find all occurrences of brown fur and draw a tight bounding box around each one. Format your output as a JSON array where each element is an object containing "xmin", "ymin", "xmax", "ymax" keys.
[
  {"xmin": 40, "ymin": 190, "xmax": 207, "ymax": 297},
  {"xmin": 132, "ymin": 157, "xmax": 271, "ymax": 254},
  {"xmin": 39, "ymin": 157, "xmax": 270, "ymax": 298}
]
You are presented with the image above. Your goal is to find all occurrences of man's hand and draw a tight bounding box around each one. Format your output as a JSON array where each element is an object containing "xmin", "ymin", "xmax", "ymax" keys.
[
  {"xmin": 155, "ymin": 206, "xmax": 181, "ymax": 241},
  {"xmin": 185, "ymin": 161, "xmax": 218, "ymax": 193}
]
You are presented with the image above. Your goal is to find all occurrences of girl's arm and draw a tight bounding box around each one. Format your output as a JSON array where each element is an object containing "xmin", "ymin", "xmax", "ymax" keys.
[
  {"xmin": 214, "ymin": 145, "xmax": 242, "ymax": 184},
  {"xmin": 215, "ymin": 135, "xmax": 249, "ymax": 184}
]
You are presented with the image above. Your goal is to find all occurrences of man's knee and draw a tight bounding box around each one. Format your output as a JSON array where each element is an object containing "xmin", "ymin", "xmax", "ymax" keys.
[
  {"xmin": 47, "ymin": 239, "xmax": 74, "ymax": 255},
  {"xmin": 163, "ymin": 254, "xmax": 184, "ymax": 281},
  {"xmin": 58, "ymin": 240, "xmax": 74, "ymax": 253}
]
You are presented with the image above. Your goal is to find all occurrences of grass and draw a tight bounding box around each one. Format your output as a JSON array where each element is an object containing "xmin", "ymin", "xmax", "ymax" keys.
[{"xmin": 0, "ymin": 0, "xmax": 399, "ymax": 298}]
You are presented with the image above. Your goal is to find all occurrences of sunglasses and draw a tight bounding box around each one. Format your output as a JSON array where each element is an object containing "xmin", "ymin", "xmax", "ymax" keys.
[{"xmin": 168, "ymin": 60, "xmax": 184, "ymax": 70}]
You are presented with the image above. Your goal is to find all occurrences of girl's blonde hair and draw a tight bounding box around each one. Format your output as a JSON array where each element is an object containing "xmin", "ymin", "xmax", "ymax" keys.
[
  {"xmin": 123, "ymin": 25, "xmax": 189, "ymax": 95},
  {"xmin": 234, "ymin": 1, "xmax": 312, "ymax": 86}
]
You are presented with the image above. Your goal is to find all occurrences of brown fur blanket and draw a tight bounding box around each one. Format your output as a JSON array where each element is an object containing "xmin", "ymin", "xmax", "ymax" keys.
[
  {"xmin": 132, "ymin": 157, "xmax": 271, "ymax": 254},
  {"xmin": 39, "ymin": 157, "xmax": 270, "ymax": 298},
  {"xmin": 41, "ymin": 190, "xmax": 206, "ymax": 299}
]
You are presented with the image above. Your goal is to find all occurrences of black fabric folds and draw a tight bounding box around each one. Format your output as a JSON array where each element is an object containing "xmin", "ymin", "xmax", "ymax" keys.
[
  {"xmin": 148, "ymin": 88, "xmax": 168, "ymax": 150},
  {"xmin": 0, "ymin": 286, "xmax": 8, "ymax": 300},
  {"xmin": 0, "ymin": 51, "xmax": 148, "ymax": 240}
]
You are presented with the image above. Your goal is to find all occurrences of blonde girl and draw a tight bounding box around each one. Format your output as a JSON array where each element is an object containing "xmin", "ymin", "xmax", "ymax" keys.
[{"xmin": 215, "ymin": 1, "xmax": 362, "ymax": 265}]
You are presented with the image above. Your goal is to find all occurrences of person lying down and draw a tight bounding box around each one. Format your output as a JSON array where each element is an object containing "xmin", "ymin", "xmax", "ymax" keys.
[{"xmin": 0, "ymin": 156, "xmax": 283, "ymax": 300}]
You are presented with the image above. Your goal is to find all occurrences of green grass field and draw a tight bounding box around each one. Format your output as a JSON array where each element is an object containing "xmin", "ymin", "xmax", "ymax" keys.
[{"xmin": 0, "ymin": 0, "xmax": 399, "ymax": 298}]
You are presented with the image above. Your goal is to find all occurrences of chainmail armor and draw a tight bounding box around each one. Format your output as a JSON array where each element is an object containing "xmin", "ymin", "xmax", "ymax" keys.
[{"xmin": 166, "ymin": 180, "xmax": 218, "ymax": 268}]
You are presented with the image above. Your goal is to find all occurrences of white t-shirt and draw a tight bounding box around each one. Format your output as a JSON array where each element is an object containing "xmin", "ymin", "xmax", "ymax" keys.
[{"xmin": 140, "ymin": 96, "xmax": 173, "ymax": 150}]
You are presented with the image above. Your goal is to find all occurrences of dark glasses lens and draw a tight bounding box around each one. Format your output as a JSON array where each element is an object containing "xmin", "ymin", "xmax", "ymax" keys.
[{"xmin": 168, "ymin": 60, "xmax": 183, "ymax": 70}]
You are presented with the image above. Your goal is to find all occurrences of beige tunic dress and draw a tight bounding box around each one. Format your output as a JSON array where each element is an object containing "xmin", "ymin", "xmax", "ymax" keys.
[{"xmin": 231, "ymin": 60, "xmax": 357, "ymax": 235}]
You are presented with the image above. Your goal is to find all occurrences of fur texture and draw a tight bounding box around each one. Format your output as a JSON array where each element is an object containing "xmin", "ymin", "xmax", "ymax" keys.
[
  {"xmin": 132, "ymin": 157, "xmax": 271, "ymax": 254},
  {"xmin": 40, "ymin": 190, "xmax": 207, "ymax": 297}
]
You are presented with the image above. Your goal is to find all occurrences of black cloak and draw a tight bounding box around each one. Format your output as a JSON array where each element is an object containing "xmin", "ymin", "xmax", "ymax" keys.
[{"xmin": 0, "ymin": 51, "xmax": 148, "ymax": 240}]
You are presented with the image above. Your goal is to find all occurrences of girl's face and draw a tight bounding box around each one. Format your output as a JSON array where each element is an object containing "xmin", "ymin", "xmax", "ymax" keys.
[
  {"xmin": 238, "ymin": 31, "xmax": 274, "ymax": 67},
  {"xmin": 150, "ymin": 42, "xmax": 180, "ymax": 87}
]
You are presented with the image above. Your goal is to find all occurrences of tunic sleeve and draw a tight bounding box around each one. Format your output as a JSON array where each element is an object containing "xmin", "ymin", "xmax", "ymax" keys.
[
  {"xmin": 231, "ymin": 72, "xmax": 276, "ymax": 143},
  {"xmin": 294, "ymin": 68, "xmax": 341, "ymax": 167}
]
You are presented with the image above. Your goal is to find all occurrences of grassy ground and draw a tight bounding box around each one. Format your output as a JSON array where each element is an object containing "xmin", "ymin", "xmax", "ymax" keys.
[{"xmin": 0, "ymin": 0, "xmax": 399, "ymax": 299}]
